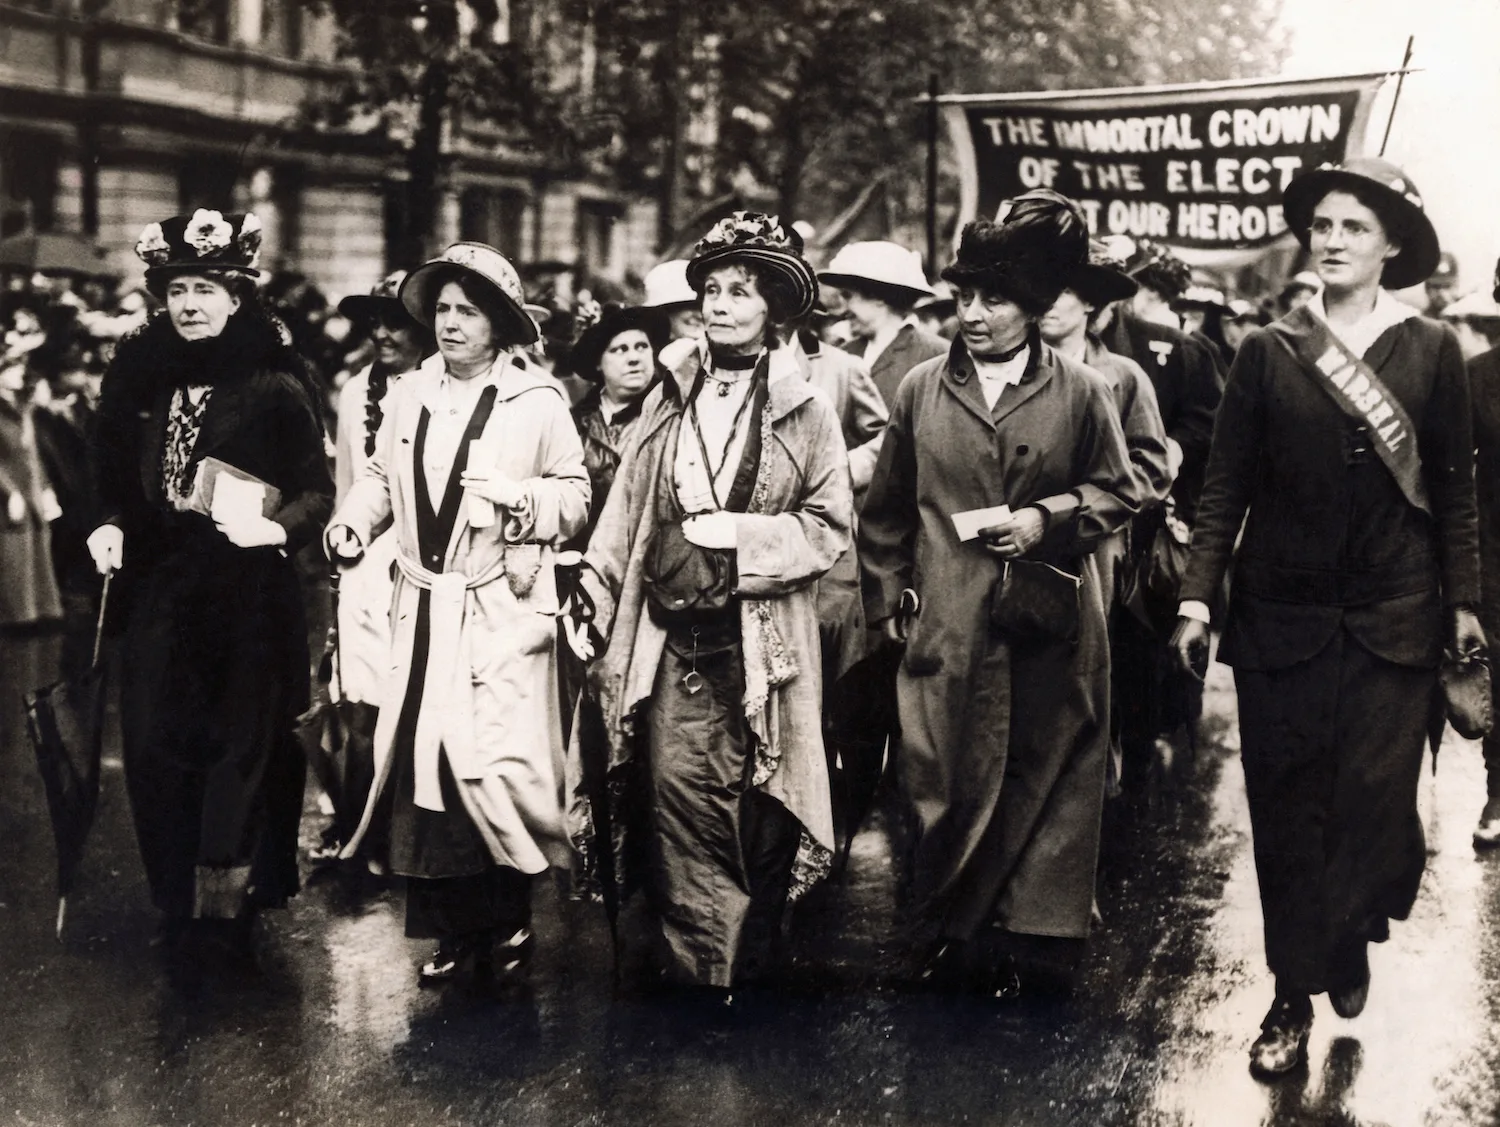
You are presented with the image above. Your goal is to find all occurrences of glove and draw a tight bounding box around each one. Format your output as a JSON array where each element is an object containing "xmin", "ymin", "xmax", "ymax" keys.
[
  {"xmin": 6, "ymin": 491, "xmax": 24, "ymax": 525},
  {"xmin": 215, "ymin": 514, "xmax": 288, "ymax": 549},
  {"xmin": 682, "ymin": 511, "xmax": 738, "ymax": 549},
  {"xmin": 459, "ymin": 467, "xmax": 526, "ymax": 509},
  {"xmin": 326, "ymin": 524, "xmax": 365, "ymax": 564},
  {"xmin": 87, "ymin": 524, "xmax": 124, "ymax": 575}
]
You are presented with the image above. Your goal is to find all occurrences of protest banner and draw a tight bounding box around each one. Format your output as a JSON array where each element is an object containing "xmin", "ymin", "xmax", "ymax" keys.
[{"xmin": 941, "ymin": 74, "xmax": 1389, "ymax": 266}]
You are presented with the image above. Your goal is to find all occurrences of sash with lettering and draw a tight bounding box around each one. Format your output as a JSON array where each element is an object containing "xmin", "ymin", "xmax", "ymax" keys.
[{"xmin": 1266, "ymin": 304, "xmax": 1431, "ymax": 516}]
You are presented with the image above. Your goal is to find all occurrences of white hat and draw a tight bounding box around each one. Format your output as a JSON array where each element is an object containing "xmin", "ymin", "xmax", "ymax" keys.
[
  {"xmin": 1442, "ymin": 290, "xmax": 1500, "ymax": 321},
  {"xmin": 642, "ymin": 260, "xmax": 698, "ymax": 310},
  {"xmin": 818, "ymin": 241, "xmax": 934, "ymax": 303}
]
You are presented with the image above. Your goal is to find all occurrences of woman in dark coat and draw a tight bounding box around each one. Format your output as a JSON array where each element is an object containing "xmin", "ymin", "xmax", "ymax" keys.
[
  {"xmin": 1173, "ymin": 159, "xmax": 1483, "ymax": 1077},
  {"xmin": 859, "ymin": 191, "xmax": 1139, "ymax": 994},
  {"xmin": 87, "ymin": 210, "xmax": 333, "ymax": 954}
]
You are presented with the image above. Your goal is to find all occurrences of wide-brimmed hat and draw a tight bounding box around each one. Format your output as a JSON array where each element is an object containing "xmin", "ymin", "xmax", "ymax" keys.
[
  {"xmin": 1281, "ymin": 157, "xmax": 1441, "ymax": 290},
  {"xmin": 1119, "ymin": 238, "xmax": 1192, "ymax": 301},
  {"xmin": 642, "ymin": 260, "xmax": 699, "ymax": 311},
  {"xmin": 338, "ymin": 270, "xmax": 413, "ymax": 323},
  {"xmin": 1442, "ymin": 290, "xmax": 1500, "ymax": 323},
  {"xmin": 1173, "ymin": 285, "xmax": 1230, "ymax": 315},
  {"xmin": 400, "ymin": 242, "xmax": 538, "ymax": 345},
  {"xmin": 941, "ymin": 190, "xmax": 1090, "ymax": 316},
  {"xmin": 818, "ymin": 241, "xmax": 934, "ymax": 307},
  {"xmin": 135, "ymin": 210, "xmax": 263, "ymax": 291},
  {"xmin": 1067, "ymin": 240, "xmax": 1138, "ymax": 308},
  {"xmin": 685, "ymin": 212, "xmax": 818, "ymax": 322},
  {"xmin": 569, "ymin": 304, "xmax": 669, "ymax": 381}
]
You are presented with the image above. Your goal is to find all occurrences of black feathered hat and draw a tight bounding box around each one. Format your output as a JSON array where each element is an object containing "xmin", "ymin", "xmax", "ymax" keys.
[
  {"xmin": 940, "ymin": 190, "xmax": 1090, "ymax": 317},
  {"xmin": 1067, "ymin": 240, "xmax": 1139, "ymax": 309},
  {"xmin": 569, "ymin": 303, "xmax": 669, "ymax": 382}
]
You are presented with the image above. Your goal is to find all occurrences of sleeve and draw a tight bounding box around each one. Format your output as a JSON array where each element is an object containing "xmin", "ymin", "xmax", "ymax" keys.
[
  {"xmin": 857, "ymin": 368, "xmax": 922, "ymax": 627},
  {"xmin": 1177, "ymin": 331, "xmax": 1269, "ymax": 604},
  {"xmin": 502, "ymin": 392, "xmax": 592, "ymax": 545},
  {"xmin": 88, "ymin": 353, "xmax": 140, "ymax": 531},
  {"xmin": 580, "ymin": 417, "xmax": 654, "ymax": 639},
  {"xmin": 329, "ymin": 385, "xmax": 396, "ymax": 550},
  {"xmin": 333, "ymin": 373, "xmax": 362, "ymax": 507},
  {"xmin": 1029, "ymin": 373, "xmax": 1142, "ymax": 555},
  {"xmin": 1426, "ymin": 323, "xmax": 1481, "ymax": 607},
  {"xmin": 1115, "ymin": 355, "xmax": 1174, "ymax": 506},
  {"xmin": 731, "ymin": 395, "xmax": 853, "ymax": 598},
  {"xmin": 268, "ymin": 370, "xmax": 336, "ymax": 554},
  {"xmin": 842, "ymin": 357, "xmax": 889, "ymax": 496},
  {"xmin": 1166, "ymin": 334, "xmax": 1225, "ymax": 503}
]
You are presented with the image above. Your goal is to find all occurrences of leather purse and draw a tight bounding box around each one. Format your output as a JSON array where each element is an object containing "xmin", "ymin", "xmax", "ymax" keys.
[
  {"xmin": 643, "ymin": 519, "xmax": 735, "ymax": 627},
  {"xmin": 1440, "ymin": 652, "xmax": 1493, "ymax": 740},
  {"xmin": 988, "ymin": 559, "xmax": 1082, "ymax": 647}
]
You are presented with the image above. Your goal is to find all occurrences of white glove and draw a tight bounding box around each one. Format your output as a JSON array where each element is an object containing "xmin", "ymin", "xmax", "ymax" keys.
[
  {"xmin": 682, "ymin": 511, "xmax": 738, "ymax": 550},
  {"xmin": 215, "ymin": 514, "xmax": 288, "ymax": 549},
  {"xmin": 326, "ymin": 524, "xmax": 365, "ymax": 563},
  {"xmin": 38, "ymin": 488, "xmax": 62, "ymax": 523},
  {"xmin": 87, "ymin": 524, "xmax": 124, "ymax": 574},
  {"xmin": 6, "ymin": 492, "xmax": 25, "ymax": 525},
  {"xmin": 562, "ymin": 615, "xmax": 596, "ymax": 662},
  {"xmin": 459, "ymin": 467, "xmax": 525, "ymax": 509}
]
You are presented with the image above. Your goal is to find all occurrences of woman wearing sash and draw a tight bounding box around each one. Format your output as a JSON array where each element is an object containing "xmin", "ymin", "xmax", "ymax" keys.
[
  {"xmin": 327, "ymin": 243, "xmax": 590, "ymax": 986},
  {"xmin": 1172, "ymin": 159, "xmax": 1483, "ymax": 1077},
  {"xmin": 573, "ymin": 213, "xmax": 851, "ymax": 999}
]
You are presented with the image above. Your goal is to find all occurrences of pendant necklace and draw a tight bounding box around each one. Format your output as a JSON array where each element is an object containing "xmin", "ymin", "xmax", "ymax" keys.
[{"xmin": 705, "ymin": 349, "xmax": 761, "ymax": 396}]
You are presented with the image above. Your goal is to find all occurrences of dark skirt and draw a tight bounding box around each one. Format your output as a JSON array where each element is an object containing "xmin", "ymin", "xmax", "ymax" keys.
[
  {"xmin": 645, "ymin": 619, "xmax": 800, "ymax": 987},
  {"xmin": 1234, "ymin": 625, "xmax": 1434, "ymax": 995},
  {"xmin": 382, "ymin": 587, "xmax": 530, "ymax": 940}
]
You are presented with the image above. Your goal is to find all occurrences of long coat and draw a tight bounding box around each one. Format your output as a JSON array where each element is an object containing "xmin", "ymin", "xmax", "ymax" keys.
[
  {"xmin": 0, "ymin": 396, "xmax": 62, "ymax": 627},
  {"xmin": 574, "ymin": 340, "xmax": 852, "ymax": 882},
  {"xmin": 845, "ymin": 322, "xmax": 950, "ymax": 413},
  {"xmin": 90, "ymin": 312, "xmax": 333, "ymax": 917},
  {"xmin": 859, "ymin": 335, "xmax": 1138, "ymax": 940},
  {"xmin": 334, "ymin": 350, "xmax": 590, "ymax": 874}
]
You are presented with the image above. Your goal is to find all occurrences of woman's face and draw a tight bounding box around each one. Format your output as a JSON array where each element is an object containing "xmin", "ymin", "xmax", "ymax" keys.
[
  {"xmin": 1179, "ymin": 308, "xmax": 1206, "ymax": 335},
  {"xmin": 599, "ymin": 328, "xmax": 656, "ymax": 404},
  {"xmin": 1309, "ymin": 190, "xmax": 1400, "ymax": 293},
  {"xmin": 702, "ymin": 265, "xmax": 769, "ymax": 355},
  {"xmin": 956, "ymin": 285, "xmax": 1030, "ymax": 356},
  {"xmin": 840, "ymin": 288, "xmax": 896, "ymax": 340},
  {"xmin": 1038, "ymin": 289, "xmax": 1092, "ymax": 346},
  {"xmin": 667, "ymin": 307, "xmax": 705, "ymax": 341},
  {"xmin": 166, "ymin": 274, "xmax": 240, "ymax": 341},
  {"xmin": 373, "ymin": 314, "xmax": 424, "ymax": 372},
  {"xmin": 434, "ymin": 281, "xmax": 497, "ymax": 373}
]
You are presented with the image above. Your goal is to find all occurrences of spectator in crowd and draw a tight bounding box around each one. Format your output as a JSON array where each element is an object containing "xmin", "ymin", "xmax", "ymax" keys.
[
  {"xmin": 1279, "ymin": 270, "xmax": 1322, "ymax": 315},
  {"xmin": 1222, "ymin": 298, "xmax": 1268, "ymax": 357},
  {"xmin": 642, "ymin": 259, "xmax": 705, "ymax": 343},
  {"xmin": 1424, "ymin": 250, "xmax": 1461, "ymax": 317},
  {"xmin": 1440, "ymin": 289, "xmax": 1500, "ymax": 361}
]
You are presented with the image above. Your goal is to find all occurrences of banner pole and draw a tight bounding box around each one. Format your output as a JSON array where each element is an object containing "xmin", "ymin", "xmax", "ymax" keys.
[
  {"xmin": 1379, "ymin": 36, "xmax": 1415, "ymax": 156},
  {"xmin": 926, "ymin": 73, "xmax": 939, "ymax": 277}
]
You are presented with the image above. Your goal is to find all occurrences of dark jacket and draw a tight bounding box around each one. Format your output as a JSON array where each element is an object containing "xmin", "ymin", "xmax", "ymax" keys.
[
  {"xmin": 569, "ymin": 383, "xmax": 651, "ymax": 550},
  {"xmin": 844, "ymin": 321, "xmax": 950, "ymax": 411},
  {"xmin": 1470, "ymin": 345, "xmax": 1500, "ymax": 639},
  {"xmin": 1100, "ymin": 312, "xmax": 1223, "ymax": 521},
  {"xmin": 1181, "ymin": 314, "xmax": 1479, "ymax": 672}
]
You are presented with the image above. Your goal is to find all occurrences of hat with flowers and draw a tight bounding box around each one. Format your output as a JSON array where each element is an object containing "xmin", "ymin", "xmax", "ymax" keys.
[
  {"xmin": 685, "ymin": 212, "xmax": 818, "ymax": 322},
  {"xmin": 134, "ymin": 210, "xmax": 263, "ymax": 293}
]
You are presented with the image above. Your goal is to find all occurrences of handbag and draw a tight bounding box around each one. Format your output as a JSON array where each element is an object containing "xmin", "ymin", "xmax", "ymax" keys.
[
  {"xmin": 1121, "ymin": 505, "xmax": 1191, "ymax": 639},
  {"xmin": 1440, "ymin": 652, "xmax": 1493, "ymax": 740},
  {"xmin": 988, "ymin": 559, "xmax": 1082, "ymax": 647},
  {"xmin": 643, "ymin": 519, "xmax": 735, "ymax": 627}
]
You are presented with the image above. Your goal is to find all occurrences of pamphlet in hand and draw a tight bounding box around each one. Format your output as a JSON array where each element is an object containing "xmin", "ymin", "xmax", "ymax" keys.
[
  {"xmin": 189, "ymin": 456, "xmax": 282, "ymax": 522},
  {"xmin": 951, "ymin": 504, "xmax": 1012, "ymax": 542}
]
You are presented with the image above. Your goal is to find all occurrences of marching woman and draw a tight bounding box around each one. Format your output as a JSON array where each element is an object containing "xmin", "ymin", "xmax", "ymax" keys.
[
  {"xmin": 1173, "ymin": 159, "xmax": 1483, "ymax": 1077},
  {"xmin": 87, "ymin": 211, "xmax": 333, "ymax": 954},
  {"xmin": 573, "ymin": 213, "xmax": 852, "ymax": 997},
  {"xmin": 859, "ymin": 191, "xmax": 1139, "ymax": 995},
  {"xmin": 327, "ymin": 243, "xmax": 590, "ymax": 985},
  {"xmin": 313, "ymin": 270, "xmax": 434, "ymax": 860}
]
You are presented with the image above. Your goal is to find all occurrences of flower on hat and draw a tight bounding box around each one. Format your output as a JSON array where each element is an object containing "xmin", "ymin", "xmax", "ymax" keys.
[
  {"xmin": 695, "ymin": 211, "xmax": 797, "ymax": 257},
  {"xmin": 134, "ymin": 222, "xmax": 171, "ymax": 267},
  {"xmin": 185, "ymin": 209, "xmax": 234, "ymax": 256},
  {"xmin": 236, "ymin": 212, "xmax": 264, "ymax": 268}
]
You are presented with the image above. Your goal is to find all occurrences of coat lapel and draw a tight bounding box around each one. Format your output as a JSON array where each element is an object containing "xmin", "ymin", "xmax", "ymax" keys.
[{"xmin": 989, "ymin": 344, "xmax": 1054, "ymax": 427}]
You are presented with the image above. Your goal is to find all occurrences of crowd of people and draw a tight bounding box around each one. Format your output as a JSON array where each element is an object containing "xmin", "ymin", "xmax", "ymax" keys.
[{"xmin": 6, "ymin": 152, "xmax": 1500, "ymax": 1083}]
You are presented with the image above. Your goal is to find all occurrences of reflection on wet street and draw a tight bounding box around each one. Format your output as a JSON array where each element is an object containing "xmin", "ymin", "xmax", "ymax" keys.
[{"xmin": 4, "ymin": 636, "xmax": 1500, "ymax": 1127}]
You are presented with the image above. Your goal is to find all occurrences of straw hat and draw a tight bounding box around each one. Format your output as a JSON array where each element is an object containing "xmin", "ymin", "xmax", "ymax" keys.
[
  {"xmin": 818, "ymin": 241, "xmax": 934, "ymax": 306},
  {"xmin": 399, "ymin": 242, "xmax": 537, "ymax": 345}
]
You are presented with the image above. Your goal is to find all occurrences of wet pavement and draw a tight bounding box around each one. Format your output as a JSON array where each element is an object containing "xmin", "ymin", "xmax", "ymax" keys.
[{"xmin": 4, "ymin": 626, "xmax": 1500, "ymax": 1127}]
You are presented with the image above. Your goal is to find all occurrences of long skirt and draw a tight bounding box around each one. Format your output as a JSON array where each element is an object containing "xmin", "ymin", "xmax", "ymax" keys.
[
  {"xmin": 1234, "ymin": 627, "xmax": 1434, "ymax": 995},
  {"xmin": 646, "ymin": 622, "xmax": 800, "ymax": 988}
]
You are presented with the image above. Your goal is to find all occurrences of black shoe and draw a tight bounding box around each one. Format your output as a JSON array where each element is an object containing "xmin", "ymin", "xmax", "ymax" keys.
[
  {"xmin": 1249, "ymin": 994, "xmax": 1312, "ymax": 1078},
  {"xmin": 1328, "ymin": 940, "xmax": 1370, "ymax": 1019},
  {"xmin": 418, "ymin": 939, "xmax": 469, "ymax": 986}
]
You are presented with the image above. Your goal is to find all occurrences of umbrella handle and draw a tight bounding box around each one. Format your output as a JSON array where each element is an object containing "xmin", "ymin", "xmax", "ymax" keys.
[{"xmin": 90, "ymin": 572, "xmax": 113, "ymax": 672}]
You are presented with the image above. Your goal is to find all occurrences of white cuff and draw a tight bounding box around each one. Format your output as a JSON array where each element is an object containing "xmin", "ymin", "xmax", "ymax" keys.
[{"xmin": 1178, "ymin": 599, "xmax": 1211, "ymax": 624}]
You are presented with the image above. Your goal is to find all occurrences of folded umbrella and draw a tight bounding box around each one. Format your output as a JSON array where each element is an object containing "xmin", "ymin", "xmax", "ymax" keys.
[
  {"xmin": 25, "ymin": 573, "xmax": 111, "ymax": 940},
  {"xmin": 296, "ymin": 567, "xmax": 355, "ymax": 853}
]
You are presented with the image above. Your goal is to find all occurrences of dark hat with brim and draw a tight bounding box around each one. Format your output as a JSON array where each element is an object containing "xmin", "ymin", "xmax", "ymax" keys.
[
  {"xmin": 1068, "ymin": 261, "xmax": 1138, "ymax": 309},
  {"xmin": 1281, "ymin": 157, "xmax": 1441, "ymax": 290},
  {"xmin": 338, "ymin": 269, "xmax": 415, "ymax": 323},
  {"xmin": 940, "ymin": 190, "xmax": 1090, "ymax": 317},
  {"xmin": 569, "ymin": 304, "xmax": 669, "ymax": 381},
  {"xmin": 400, "ymin": 242, "xmax": 538, "ymax": 345},
  {"xmin": 137, "ymin": 210, "xmax": 263, "ymax": 294},
  {"xmin": 685, "ymin": 213, "xmax": 818, "ymax": 322}
]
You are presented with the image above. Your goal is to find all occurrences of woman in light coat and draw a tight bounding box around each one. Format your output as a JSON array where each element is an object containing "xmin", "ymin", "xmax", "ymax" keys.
[{"xmin": 328, "ymin": 243, "xmax": 589, "ymax": 986}]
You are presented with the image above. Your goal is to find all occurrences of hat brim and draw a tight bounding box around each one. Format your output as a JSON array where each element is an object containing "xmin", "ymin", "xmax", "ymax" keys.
[
  {"xmin": 686, "ymin": 246, "xmax": 817, "ymax": 321},
  {"xmin": 1282, "ymin": 169, "xmax": 1441, "ymax": 290},
  {"xmin": 1068, "ymin": 263, "xmax": 1138, "ymax": 308},
  {"xmin": 569, "ymin": 307, "xmax": 669, "ymax": 381},
  {"xmin": 816, "ymin": 273, "xmax": 933, "ymax": 307},
  {"xmin": 338, "ymin": 293, "xmax": 409, "ymax": 322},
  {"xmin": 144, "ymin": 262, "xmax": 261, "ymax": 290},
  {"xmin": 400, "ymin": 260, "xmax": 539, "ymax": 345}
]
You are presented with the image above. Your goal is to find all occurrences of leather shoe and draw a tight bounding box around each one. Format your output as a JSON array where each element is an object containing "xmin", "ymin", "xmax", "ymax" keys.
[
  {"xmin": 1474, "ymin": 796, "xmax": 1500, "ymax": 849},
  {"xmin": 1249, "ymin": 995, "xmax": 1312, "ymax": 1078},
  {"xmin": 1328, "ymin": 941, "xmax": 1370, "ymax": 1019}
]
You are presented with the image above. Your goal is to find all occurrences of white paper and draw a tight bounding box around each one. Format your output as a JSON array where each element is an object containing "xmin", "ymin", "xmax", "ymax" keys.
[
  {"xmin": 466, "ymin": 437, "xmax": 498, "ymax": 528},
  {"xmin": 210, "ymin": 473, "xmax": 267, "ymax": 524},
  {"xmin": 951, "ymin": 504, "xmax": 1012, "ymax": 542}
]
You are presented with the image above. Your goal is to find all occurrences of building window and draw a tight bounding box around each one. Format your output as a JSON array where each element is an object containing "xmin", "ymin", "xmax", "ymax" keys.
[
  {"xmin": 576, "ymin": 198, "xmax": 621, "ymax": 277},
  {"xmin": 0, "ymin": 130, "xmax": 60, "ymax": 237},
  {"xmin": 178, "ymin": 0, "xmax": 231, "ymax": 43},
  {"xmin": 460, "ymin": 186, "xmax": 527, "ymax": 261}
]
